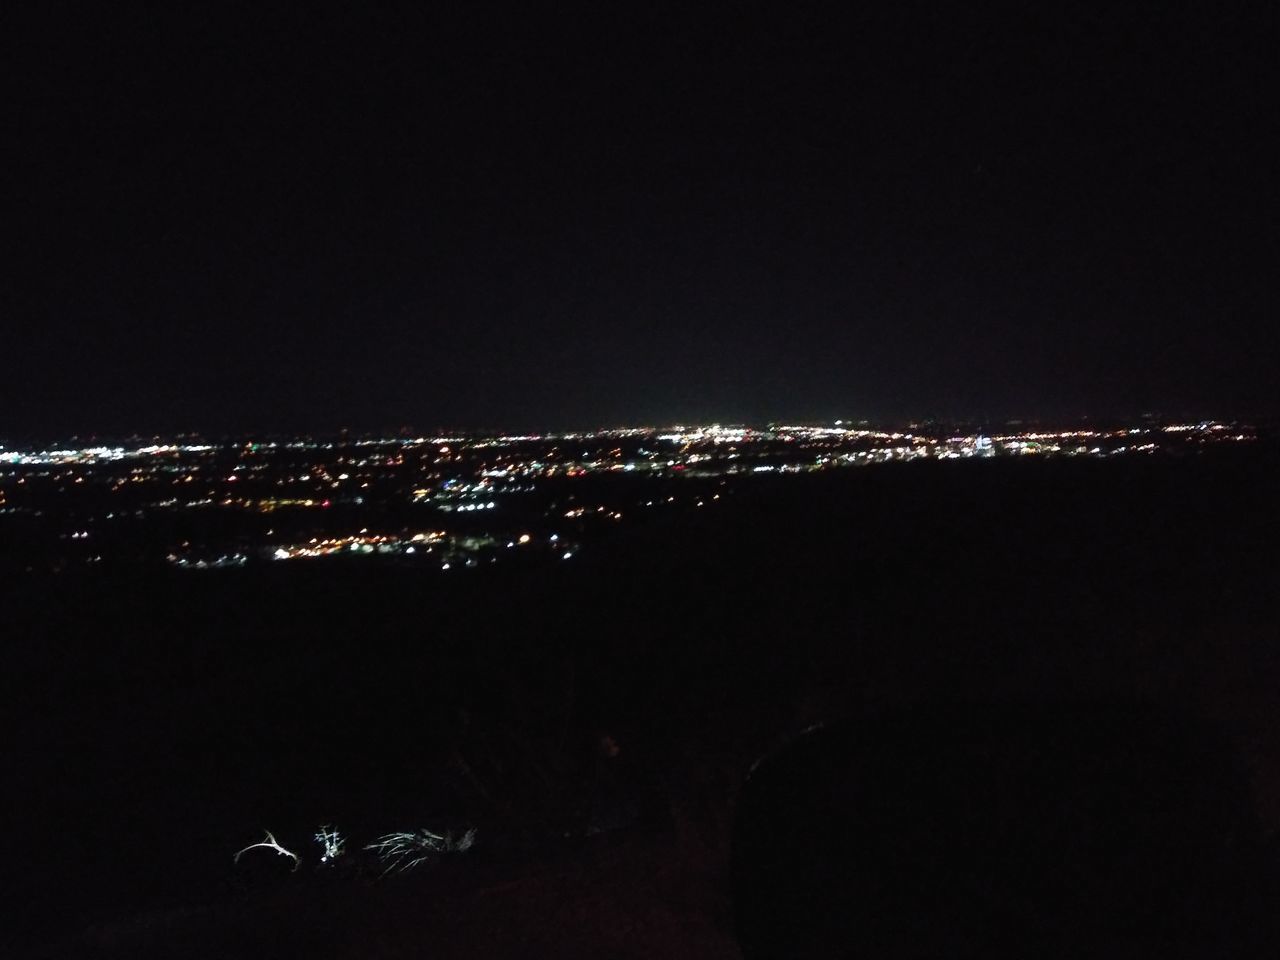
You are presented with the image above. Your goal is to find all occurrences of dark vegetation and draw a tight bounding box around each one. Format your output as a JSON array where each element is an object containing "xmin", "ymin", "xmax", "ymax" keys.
[
  {"xmin": 6, "ymin": 446, "xmax": 1280, "ymax": 956},
  {"xmin": 736, "ymin": 704, "xmax": 1277, "ymax": 957}
]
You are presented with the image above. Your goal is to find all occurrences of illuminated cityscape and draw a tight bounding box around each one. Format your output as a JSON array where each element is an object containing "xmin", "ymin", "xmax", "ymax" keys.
[
  {"xmin": 9, "ymin": 0, "xmax": 1280, "ymax": 952},
  {"xmin": 0, "ymin": 418, "xmax": 1255, "ymax": 573}
]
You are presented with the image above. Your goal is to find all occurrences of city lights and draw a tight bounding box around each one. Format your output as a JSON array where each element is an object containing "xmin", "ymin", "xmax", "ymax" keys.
[{"xmin": 0, "ymin": 420, "xmax": 1255, "ymax": 571}]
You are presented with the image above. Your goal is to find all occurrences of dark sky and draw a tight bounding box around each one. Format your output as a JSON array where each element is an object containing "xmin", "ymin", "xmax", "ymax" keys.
[{"xmin": 7, "ymin": 4, "xmax": 1277, "ymax": 437}]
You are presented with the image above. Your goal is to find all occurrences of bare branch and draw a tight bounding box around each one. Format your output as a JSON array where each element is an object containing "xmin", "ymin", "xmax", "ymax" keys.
[{"xmin": 234, "ymin": 829, "xmax": 300, "ymax": 871}]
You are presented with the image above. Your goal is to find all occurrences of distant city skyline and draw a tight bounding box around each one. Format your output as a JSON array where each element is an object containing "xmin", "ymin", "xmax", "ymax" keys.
[
  {"xmin": 0, "ymin": 408, "xmax": 1268, "ymax": 448},
  {"xmin": 0, "ymin": 417, "xmax": 1253, "ymax": 573}
]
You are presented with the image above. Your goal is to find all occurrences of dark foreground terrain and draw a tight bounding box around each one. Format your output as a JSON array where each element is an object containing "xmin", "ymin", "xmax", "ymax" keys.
[{"xmin": 7, "ymin": 447, "xmax": 1280, "ymax": 957}]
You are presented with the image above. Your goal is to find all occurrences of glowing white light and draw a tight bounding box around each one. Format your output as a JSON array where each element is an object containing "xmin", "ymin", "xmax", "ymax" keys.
[{"xmin": 562, "ymin": 551, "xmax": 573, "ymax": 560}]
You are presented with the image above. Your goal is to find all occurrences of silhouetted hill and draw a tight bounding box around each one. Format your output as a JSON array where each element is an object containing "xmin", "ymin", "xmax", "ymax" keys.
[{"xmin": 8, "ymin": 447, "xmax": 1280, "ymax": 956}]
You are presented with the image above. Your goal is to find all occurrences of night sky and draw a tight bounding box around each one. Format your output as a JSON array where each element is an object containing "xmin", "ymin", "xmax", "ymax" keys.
[{"xmin": 8, "ymin": 5, "xmax": 1277, "ymax": 437}]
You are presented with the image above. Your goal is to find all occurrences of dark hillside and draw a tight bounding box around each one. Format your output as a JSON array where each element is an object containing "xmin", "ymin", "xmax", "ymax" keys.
[{"xmin": 7, "ymin": 447, "xmax": 1280, "ymax": 955}]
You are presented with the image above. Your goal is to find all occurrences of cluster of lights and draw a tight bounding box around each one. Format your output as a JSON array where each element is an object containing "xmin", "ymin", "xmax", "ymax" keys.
[
  {"xmin": 170, "ymin": 552, "xmax": 249, "ymax": 569},
  {"xmin": 2, "ymin": 419, "xmax": 1258, "ymax": 572},
  {"xmin": 563, "ymin": 505, "xmax": 623, "ymax": 520},
  {"xmin": 268, "ymin": 531, "xmax": 446, "ymax": 561}
]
